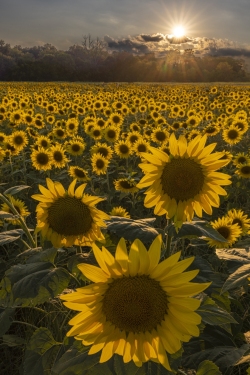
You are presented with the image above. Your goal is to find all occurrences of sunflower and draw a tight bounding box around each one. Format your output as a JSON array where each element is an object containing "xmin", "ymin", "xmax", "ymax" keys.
[
  {"xmin": 114, "ymin": 178, "xmax": 139, "ymax": 193},
  {"xmin": 222, "ymin": 125, "xmax": 243, "ymax": 145},
  {"xmin": 53, "ymin": 127, "xmax": 67, "ymax": 140},
  {"xmin": 104, "ymin": 126, "xmax": 120, "ymax": 143},
  {"xmin": 32, "ymin": 178, "xmax": 110, "ymax": 247},
  {"xmin": 133, "ymin": 139, "xmax": 150, "ymax": 157},
  {"xmin": 60, "ymin": 235, "xmax": 210, "ymax": 370},
  {"xmin": 91, "ymin": 153, "xmax": 110, "ymax": 175},
  {"xmin": 151, "ymin": 128, "xmax": 169, "ymax": 144},
  {"xmin": 236, "ymin": 164, "xmax": 250, "ymax": 178},
  {"xmin": 226, "ymin": 209, "xmax": 250, "ymax": 236},
  {"xmin": 31, "ymin": 147, "xmax": 53, "ymax": 171},
  {"xmin": 1, "ymin": 195, "xmax": 30, "ymax": 225},
  {"xmin": 91, "ymin": 142, "xmax": 113, "ymax": 160},
  {"xmin": 50, "ymin": 145, "xmax": 69, "ymax": 169},
  {"xmin": 109, "ymin": 112, "xmax": 124, "ymax": 127},
  {"xmin": 9, "ymin": 130, "xmax": 28, "ymax": 151},
  {"xmin": 66, "ymin": 137, "xmax": 86, "ymax": 156},
  {"xmin": 232, "ymin": 153, "xmax": 250, "ymax": 167},
  {"xmin": 110, "ymin": 206, "xmax": 131, "ymax": 218},
  {"xmin": 35, "ymin": 135, "xmax": 52, "ymax": 150},
  {"xmin": 205, "ymin": 216, "xmax": 242, "ymax": 248},
  {"xmin": 137, "ymin": 133, "xmax": 231, "ymax": 229},
  {"xmin": 68, "ymin": 166, "xmax": 89, "ymax": 182},
  {"xmin": 66, "ymin": 118, "xmax": 79, "ymax": 135},
  {"xmin": 114, "ymin": 140, "xmax": 131, "ymax": 159}
]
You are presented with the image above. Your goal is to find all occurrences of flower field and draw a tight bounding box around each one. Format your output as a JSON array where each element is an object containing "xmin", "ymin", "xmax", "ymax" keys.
[{"xmin": 1, "ymin": 82, "xmax": 250, "ymax": 375}]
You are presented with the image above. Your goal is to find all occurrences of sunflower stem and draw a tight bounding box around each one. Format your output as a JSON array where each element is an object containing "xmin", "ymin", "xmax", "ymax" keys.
[
  {"xmin": 21, "ymin": 150, "xmax": 28, "ymax": 185},
  {"xmin": 165, "ymin": 218, "xmax": 173, "ymax": 258},
  {"xmin": 0, "ymin": 193, "xmax": 36, "ymax": 249}
]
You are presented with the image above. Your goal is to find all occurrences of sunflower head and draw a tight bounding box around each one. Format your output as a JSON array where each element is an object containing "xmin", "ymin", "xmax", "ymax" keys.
[
  {"xmin": 60, "ymin": 235, "xmax": 210, "ymax": 370},
  {"xmin": 137, "ymin": 133, "xmax": 231, "ymax": 229},
  {"xmin": 32, "ymin": 178, "xmax": 110, "ymax": 247}
]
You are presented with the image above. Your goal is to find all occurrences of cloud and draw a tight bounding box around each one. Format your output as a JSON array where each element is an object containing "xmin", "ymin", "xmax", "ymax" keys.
[{"xmin": 104, "ymin": 33, "xmax": 250, "ymax": 60}]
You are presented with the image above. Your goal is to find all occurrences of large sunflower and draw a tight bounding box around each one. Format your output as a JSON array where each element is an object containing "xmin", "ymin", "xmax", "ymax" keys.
[
  {"xmin": 32, "ymin": 178, "xmax": 110, "ymax": 247},
  {"xmin": 137, "ymin": 133, "xmax": 231, "ymax": 229},
  {"xmin": 60, "ymin": 236, "xmax": 210, "ymax": 370}
]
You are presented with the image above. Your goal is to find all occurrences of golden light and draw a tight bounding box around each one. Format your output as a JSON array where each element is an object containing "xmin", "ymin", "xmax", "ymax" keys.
[{"xmin": 172, "ymin": 25, "xmax": 185, "ymax": 38}]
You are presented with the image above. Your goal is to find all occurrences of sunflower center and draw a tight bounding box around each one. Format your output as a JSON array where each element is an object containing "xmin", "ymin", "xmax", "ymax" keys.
[
  {"xmin": 232, "ymin": 218, "xmax": 242, "ymax": 228},
  {"xmin": 161, "ymin": 158, "xmax": 205, "ymax": 201},
  {"xmin": 155, "ymin": 131, "xmax": 167, "ymax": 141},
  {"xmin": 102, "ymin": 275, "xmax": 168, "ymax": 333},
  {"xmin": 217, "ymin": 226, "xmax": 230, "ymax": 240},
  {"xmin": 237, "ymin": 157, "xmax": 247, "ymax": 164},
  {"xmin": 53, "ymin": 151, "xmax": 63, "ymax": 162},
  {"xmin": 74, "ymin": 169, "xmax": 86, "ymax": 178},
  {"xmin": 119, "ymin": 180, "xmax": 135, "ymax": 189},
  {"xmin": 227, "ymin": 129, "xmax": 239, "ymax": 139},
  {"xmin": 36, "ymin": 153, "xmax": 49, "ymax": 165},
  {"xmin": 71, "ymin": 144, "xmax": 81, "ymax": 152},
  {"xmin": 14, "ymin": 136, "xmax": 24, "ymax": 145},
  {"xmin": 137, "ymin": 144, "xmax": 147, "ymax": 152},
  {"xmin": 96, "ymin": 159, "xmax": 105, "ymax": 169},
  {"xmin": 240, "ymin": 166, "xmax": 250, "ymax": 175},
  {"xmin": 119, "ymin": 145, "xmax": 129, "ymax": 154},
  {"xmin": 47, "ymin": 196, "xmax": 93, "ymax": 236}
]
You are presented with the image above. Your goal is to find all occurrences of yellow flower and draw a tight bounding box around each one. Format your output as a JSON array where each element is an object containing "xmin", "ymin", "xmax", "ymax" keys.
[
  {"xmin": 110, "ymin": 206, "xmax": 130, "ymax": 218},
  {"xmin": 1, "ymin": 195, "xmax": 30, "ymax": 225},
  {"xmin": 31, "ymin": 147, "xmax": 53, "ymax": 171},
  {"xmin": 137, "ymin": 133, "xmax": 231, "ymax": 229},
  {"xmin": 91, "ymin": 153, "xmax": 110, "ymax": 175},
  {"xmin": 205, "ymin": 216, "xmax": 242, "ymax": 248},
  {"xmin": 60, "ymin": 235, "xmax": 210, "ymax": 370},
  {"xmin": 32, "ymin": 178, "xmax": 110, "ymax": 248}
]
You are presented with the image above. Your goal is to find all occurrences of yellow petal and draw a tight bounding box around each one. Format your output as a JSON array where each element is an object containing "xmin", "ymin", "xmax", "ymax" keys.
[
  {"xmin": 128, "ymin": 239, "xmax": 140, "ymax": 276},
  {"xmin": 115, "ymin": 238, "xmax": 129, "ymax": 275},
  {"xmin": 75, "ymin": 183, "xmax": 87, "ymax": 198},
  {"xmin": 150, "ymin": 251, "xmax": 181, "ymax": 280},
  {"xmin": 68, "ymin": 179, "xmax": 77, "ymax": 197},
  {"xmin": 147, "ymin": 234, "xmax": 162, "ymax": 273},
  {"xmin": 77, "ymin": 263, "xmax": 109, "ymax": 282}
]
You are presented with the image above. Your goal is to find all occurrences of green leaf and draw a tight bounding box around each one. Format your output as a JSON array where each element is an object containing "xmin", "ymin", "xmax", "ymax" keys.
[
  {"xmin": 197, "ymin": 296, "xmax": 237, "ymax": 333},
  {"xmin": 221, "ymin": 263, "xmax": 250, "ymax": 294},
  {"xmin": 0, "ymin": 235, "xmax": 21, "ymax": 245},
  {"xmin": 169, "ymin": 221, "xmax": 227, "ymax": 241},
  {"xmin": 2, "ymin": 334, "xmax": 26, "ymax": 347},
  {"xmin": 4, "ymin": 185, "xmax": 30, "ymax": 195},
  {"xmin": 216, "ymin": 248, "xmax": 250, "ymax": 271},
  {"xmin": 0, "ymin": 307, "xmax": 15, "ymax": 335},
  {"xmin": 1, "ymin": 262, "xmax": 70, "ymax": 306},
  {"xmin": 182, "ymin": 345, "xmax": 249, "ymax": 373},
  {"xmin": 52, "ymin": 341, "xmax": 98, "ymax": 375},
  {"xmin": 114, "ymin": 355, "xmax": 147, "ymax": 375},
  {"xmin": 106, "ymin": 217, "xmax": 159, "ymax": 244},
  {"xmin": 0, "ymin": 211, "xmax": 14, "ymax": 219},
  {"xmin": 24, "ymin": 327, "xmax": 60, "ymax": 375},
  {"xmin": 26, "ymin": 248, "xmax": 58, "ymax": 264},
  {"xmin": 196, "ymin": 360, "xmax": 222, "ymax": 375}
]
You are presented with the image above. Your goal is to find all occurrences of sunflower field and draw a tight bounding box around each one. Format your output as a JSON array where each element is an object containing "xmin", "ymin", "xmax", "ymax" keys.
[{"xmin": 1, "ymin": 82, "xmax": 250, "ymax": 375}]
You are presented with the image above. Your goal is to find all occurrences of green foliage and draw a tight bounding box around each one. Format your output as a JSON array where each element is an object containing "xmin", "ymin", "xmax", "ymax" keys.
[
  {"xmin": 106, "ymin": 217, "xmax": 159, "ymax": 244},
  {"xmin": 169, "ymin": 220, "xmax": 227, "ymax": 241},
  {"xmin": 196, "ymin": 360, "xmax": 222, "ymax": 375},
  {"xmin": 23, "ymin": 327, "xmax": 61, "ymax": 375},
  {"xmin": 0, "ymin": 260, "xmax": 70, "ymax": 306}
]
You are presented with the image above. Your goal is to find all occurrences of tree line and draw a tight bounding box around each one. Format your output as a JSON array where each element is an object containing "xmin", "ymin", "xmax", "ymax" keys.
[{"xmin": 0, "ymin": 38, "xmax": 249, "ymax": 82}]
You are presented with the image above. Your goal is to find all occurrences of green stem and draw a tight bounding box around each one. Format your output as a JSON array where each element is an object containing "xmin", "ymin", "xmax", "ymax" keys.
[
  {"xmin": 165, "ymin": 218, "xmax": 173, "ymax": 258},
  {"xmin": 0, "ymin": 193, "xmax": 36, "ymax": 248}
]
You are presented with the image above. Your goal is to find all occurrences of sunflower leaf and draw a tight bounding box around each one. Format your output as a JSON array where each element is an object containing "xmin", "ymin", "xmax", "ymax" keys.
[
  {"xmin": 221, "ymin": 263, "xmax": 250, "ymax": 294},
  {"xmin": 3, "ymin": 185, "xmax": 30, "ymax": 195},
  {"xmin": 169, "ymin": 221, "xmax": 227, "ymax": 241},
  {"xmin": 24, "ymin": 327, "xmax": 61, "ymax": 375},
  {"xmin": 196, "ymin": 360, "xmax": 222, "ymax": 375},
  {"xmin": 0, "ymin": 262, "xmax": 70, "ymax": 306},
  {"xmin": 106, "ymin": 217, "xmax": 159, "ymax": 244},
  {"xmin": 182, "ymin": 345, "xmax": 249, "ymax": 373},
  {"xmin": 0, "ymin": 307, "xmax": 15, "ymax": 336}
]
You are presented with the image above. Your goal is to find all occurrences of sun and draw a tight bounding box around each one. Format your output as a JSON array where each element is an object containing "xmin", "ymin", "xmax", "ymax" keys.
[{"xmin": 172, "ymin": 25, "xmax": 185, "ymax": 38}]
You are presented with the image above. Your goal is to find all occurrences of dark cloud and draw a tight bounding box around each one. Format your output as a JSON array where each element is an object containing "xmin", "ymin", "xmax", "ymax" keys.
[
  {"xmin": 167, "ymin": 36, "xmax": 192, "ymax": 45},
  {"xmin": 210, "ymin": 48, "xmax": 250, "ymax": 58},
  {"xmin": 105, "ymin": 37, "xmax": 150, "ymax": 54},
  {"xmin": 140, "ymin": 34, "xmax": 164, "ymax": 42}
]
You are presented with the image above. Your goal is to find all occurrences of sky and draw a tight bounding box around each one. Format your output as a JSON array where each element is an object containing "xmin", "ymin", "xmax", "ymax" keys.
[{"xmin": 1, "ymin": 0, "xmax": 250, "ymax": 55}]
